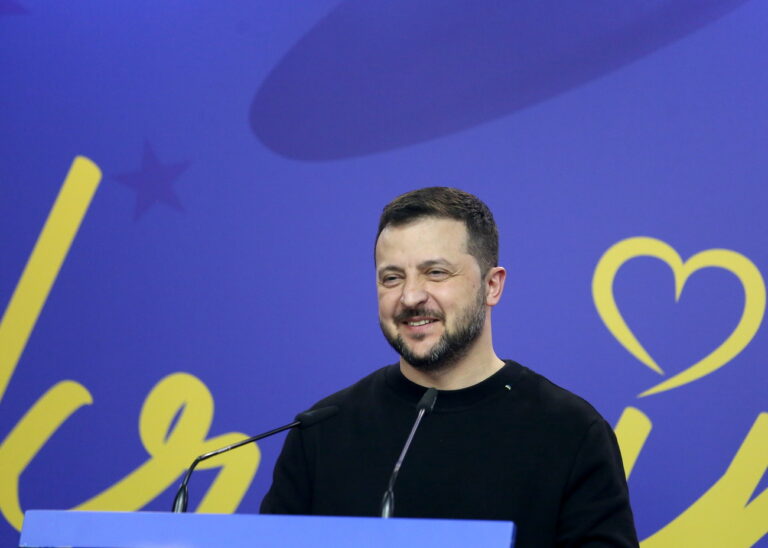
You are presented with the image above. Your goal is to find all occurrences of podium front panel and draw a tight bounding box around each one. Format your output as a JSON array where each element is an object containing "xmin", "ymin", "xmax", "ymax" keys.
[{"xmin": 21, "ymin": 510, "xmax": 515, "ymax": 547}]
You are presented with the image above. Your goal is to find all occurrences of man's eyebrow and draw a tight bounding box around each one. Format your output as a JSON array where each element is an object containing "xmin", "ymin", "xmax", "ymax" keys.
[
  {"xmin": 377, "ymin": 259, "xmax": 456, "ymax": 277},
  {"xmin": 418, "ymin": 258, "xmax": 454, "ymax": 269},
  {"xmin": 377, "ymin": 265, "xmax": 405, "ymax": 277}
]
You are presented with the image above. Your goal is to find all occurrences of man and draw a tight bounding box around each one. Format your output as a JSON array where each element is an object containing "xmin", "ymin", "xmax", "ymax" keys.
[{"xmin": 261, "ymin": 187, "xmax": 638, "ymax": 547}]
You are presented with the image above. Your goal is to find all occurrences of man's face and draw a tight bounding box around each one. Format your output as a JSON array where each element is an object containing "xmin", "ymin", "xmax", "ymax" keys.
[{"xmin": 375, "ymin": 217, "xmax": 488, "ymax": 371}]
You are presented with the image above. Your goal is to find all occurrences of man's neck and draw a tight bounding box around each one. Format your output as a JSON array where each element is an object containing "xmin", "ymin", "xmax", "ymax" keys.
[{"xmin": 399, "ymin": 345, "xmax": 505, "ymax": 390}]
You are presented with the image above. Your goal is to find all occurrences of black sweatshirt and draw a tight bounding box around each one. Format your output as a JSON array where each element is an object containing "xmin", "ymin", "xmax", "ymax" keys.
[{"xmin": 261, "ymin": 361, "xmax": 639, "ymax": 547}]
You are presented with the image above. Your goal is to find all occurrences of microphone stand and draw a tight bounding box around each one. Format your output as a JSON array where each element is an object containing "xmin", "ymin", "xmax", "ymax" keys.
[
  {"xmin": 172, "ymin": 406, "xmax": 338, "ymax": 512},
  {"xmin": 381, "ymin": 387, "xmax": 438, "ymax": 518},
  {"xmin": 172, "ymin": 421, "xmax": 299, "ymax": 513}
]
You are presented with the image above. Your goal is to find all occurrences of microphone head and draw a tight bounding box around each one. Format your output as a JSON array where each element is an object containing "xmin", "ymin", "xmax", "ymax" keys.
[
  {"xmin": 296, "ymin": 405, "xmax": 339, "ymax": 428},
  {"xmin": 416, "ymin": 387, "xmax": 438, "ymax": 413}
]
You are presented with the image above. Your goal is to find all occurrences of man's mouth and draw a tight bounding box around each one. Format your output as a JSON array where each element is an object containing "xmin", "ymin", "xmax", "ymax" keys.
[
  {"xmin": 405, "ymin": 318, "xmax": 437, "ymax": 327},
  {"xmin": 394, "ymin": 309, "xmax": 444, "ymax": 330}
]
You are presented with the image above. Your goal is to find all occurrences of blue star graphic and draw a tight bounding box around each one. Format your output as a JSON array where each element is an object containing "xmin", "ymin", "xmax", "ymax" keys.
[
  {"xmin": 0, "ymin": 0, "xmax": 27, "ymax": 15},
  {"xmin": 115, "ymin": 142, "xmax": 190, "ymax": 220}
]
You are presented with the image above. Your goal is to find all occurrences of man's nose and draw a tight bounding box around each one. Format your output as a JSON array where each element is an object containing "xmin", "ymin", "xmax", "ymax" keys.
[{"xmin": 400, "ymin": 279, "xmax": 429, "ymax": 307}]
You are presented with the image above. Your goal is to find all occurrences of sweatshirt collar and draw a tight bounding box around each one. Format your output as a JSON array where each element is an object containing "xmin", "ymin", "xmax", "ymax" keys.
[{"xmin": 384, "ymin": 360, "xmax": 524, "ymax": 412}]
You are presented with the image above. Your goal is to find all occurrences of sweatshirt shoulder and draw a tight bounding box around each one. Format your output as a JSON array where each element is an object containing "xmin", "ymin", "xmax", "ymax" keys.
[
  {"xmin": 311, "ymin": 364, "xmax": 392, "ymax": 409},
  {"xmin": 514, "ymin": 364, "xmax": 607, "ymax": 427}
]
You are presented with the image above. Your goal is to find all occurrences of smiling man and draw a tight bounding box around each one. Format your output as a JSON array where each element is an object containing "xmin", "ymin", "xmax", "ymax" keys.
[{"xmin": 261, "ymin": 188, "xmax": 638, "ymax": 547}]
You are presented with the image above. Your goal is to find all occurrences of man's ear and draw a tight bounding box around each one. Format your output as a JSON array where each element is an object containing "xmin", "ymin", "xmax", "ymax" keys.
[{"xmin": 485, "ymin": 266, "xmax": 506, "ymax": 306}]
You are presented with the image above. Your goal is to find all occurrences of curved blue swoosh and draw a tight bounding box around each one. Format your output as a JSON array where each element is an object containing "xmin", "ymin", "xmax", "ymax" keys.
[{"xmin": 251, "ymin": 0, "xmax": 749, "ymax": 161}]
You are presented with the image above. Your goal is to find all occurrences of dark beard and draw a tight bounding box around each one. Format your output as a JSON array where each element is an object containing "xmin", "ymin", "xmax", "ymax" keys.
[{"xmin": 380, "ymin": 289, "xmax": 486, "ymax": 372}]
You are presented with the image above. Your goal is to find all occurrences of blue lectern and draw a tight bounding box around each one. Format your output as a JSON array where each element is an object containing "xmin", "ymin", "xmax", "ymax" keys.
[{"xmin": 20, "ymin": 510, "xmax": 515, "ymax": 547}]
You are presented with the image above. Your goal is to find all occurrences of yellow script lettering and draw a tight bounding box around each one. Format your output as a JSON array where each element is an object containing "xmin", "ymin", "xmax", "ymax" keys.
[
  {"xmin": 641, "ymin": 412, "xmax": 767, "ymax": 547},
  {"xmin": 614, "ymin": 406, "xmax": 652, "ymax": 479},
  {"xmin": 614, "ymin": 407, "xmax": 767, "ymax": 546},
  {"xmin": 0, "ymin": 381, "xmax": 92, "ymax": 528},
  {"xmin": 0, "ymin": 156, "xmax": 100, "ymax": 403},
  {"xmin": 0, "ymin": 157, "xmax": 259, "ymax": 531},
  {"xmin": 75, "ymin": 372, "xmax": 259, "ymax": 515}
]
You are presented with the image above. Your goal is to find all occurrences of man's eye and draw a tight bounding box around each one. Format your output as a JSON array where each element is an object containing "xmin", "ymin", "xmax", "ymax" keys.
[
  {"xmin": 381, "ymin": 275, "xmax": 401, "ymax": 285},
  {"xmin": 428, "ymin": 270, "xmax": 448, "ymax": 278}
]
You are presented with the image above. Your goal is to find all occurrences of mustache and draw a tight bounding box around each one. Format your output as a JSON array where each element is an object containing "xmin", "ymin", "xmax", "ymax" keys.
[{"xmin": 394, "ymin": 308, "xmax": 445, "ymax": 323}]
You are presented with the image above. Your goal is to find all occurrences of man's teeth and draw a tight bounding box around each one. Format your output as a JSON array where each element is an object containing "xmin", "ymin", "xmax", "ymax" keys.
[{"xmin": 408, "ymin": 319, "xmax": 433, "ymax": 326}]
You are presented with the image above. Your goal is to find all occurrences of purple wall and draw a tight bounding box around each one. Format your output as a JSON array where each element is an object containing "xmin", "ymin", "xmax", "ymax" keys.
[{"xmin": 1, "ymin": 1, "xmax": 766, "ymax": 545}]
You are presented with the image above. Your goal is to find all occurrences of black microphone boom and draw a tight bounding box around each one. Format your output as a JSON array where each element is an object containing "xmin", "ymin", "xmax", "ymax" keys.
[
  {"xmin": 171, "ymin": 405, "xmax": 338, "ymax": 512},
  {"xmin": 380, "ymin": 387, "xmax": 438, "ymax": 518}
]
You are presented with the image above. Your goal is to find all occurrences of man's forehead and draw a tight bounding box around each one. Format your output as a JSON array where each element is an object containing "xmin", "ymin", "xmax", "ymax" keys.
[
  {"xmin": 375, "ymin": 217, "xmax": 471, "ymax": 261},
  {"xmin": 379, "ymin": 215, "xmax": 468, "ymax": 237}
]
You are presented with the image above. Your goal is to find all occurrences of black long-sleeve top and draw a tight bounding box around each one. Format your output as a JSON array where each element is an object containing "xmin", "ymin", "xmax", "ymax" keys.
[{"xmin": 261, "ymin": 361, "xmax": 638, "ymax": 547}]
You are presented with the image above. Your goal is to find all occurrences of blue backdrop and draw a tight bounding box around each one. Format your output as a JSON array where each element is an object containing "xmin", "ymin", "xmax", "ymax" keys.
[{"xmin": 1, "ymin": 1, "xmax": 766, "ymax": 546}]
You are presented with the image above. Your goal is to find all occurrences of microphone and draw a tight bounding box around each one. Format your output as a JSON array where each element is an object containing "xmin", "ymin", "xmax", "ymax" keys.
[
  {"xmin": 171, "ymin": 405, "xmax": 338, "ymax": 512},
  {"xmin": 380, "ymin": 387, "xmax": 438, "ymax": 518}
]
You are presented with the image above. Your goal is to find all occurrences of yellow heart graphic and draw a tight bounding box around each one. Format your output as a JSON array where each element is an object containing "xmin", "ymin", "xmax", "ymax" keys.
[{"xmin": 592, "ymin": 237, "xmax": 765, "ymax": 397}]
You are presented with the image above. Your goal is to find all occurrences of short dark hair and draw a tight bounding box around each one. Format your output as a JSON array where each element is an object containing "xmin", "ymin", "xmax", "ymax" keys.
[{"xmin": 376, "ymin": 187, "xmax": 499, "ymax": 276}]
